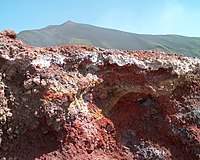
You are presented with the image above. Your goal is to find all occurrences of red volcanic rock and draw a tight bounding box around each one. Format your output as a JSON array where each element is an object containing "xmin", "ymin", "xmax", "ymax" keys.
[
  {"xmin": 1, "ymin": 30, "xmax": 17, "ymax": 39},
  {"xmin": 0, "ymin": 30, "xmax": 200, "ymax": 159}
]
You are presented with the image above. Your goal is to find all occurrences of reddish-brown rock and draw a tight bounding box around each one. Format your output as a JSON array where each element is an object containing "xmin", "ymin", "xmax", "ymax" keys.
[
  {"xmin": 2, "ymin": 30, "xmax": 17, "ymax": 39},
  {"xmin": 0, "ymin": 30, "xmax": 199, "ymax": 159}
]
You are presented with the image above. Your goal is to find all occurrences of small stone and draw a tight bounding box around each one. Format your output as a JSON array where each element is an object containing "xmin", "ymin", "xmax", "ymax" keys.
[
  {"xmin": 32, "ymin": 88, "xmax": 39, "ymax": 93},
  {"xmin": 33, "ymin": 76, "xmax": 41, "ymax": 85},
  {"xmin": 6, "ymin": 128, "xmax": 12, "ymax": 134},
  {"xmin": 105, "ymin": 124, "xmax": 114, "ymax": 133},
  {"xmin": 23, "ymin": 79, "xmax": 33, "ymax": 90},
  {"xmin": 25, "ymin": 90, "xmax": 32, "ymax": 94},
  {"xmin": 40, "ymin": 79, "xmax": 47, "ymax": 87}
]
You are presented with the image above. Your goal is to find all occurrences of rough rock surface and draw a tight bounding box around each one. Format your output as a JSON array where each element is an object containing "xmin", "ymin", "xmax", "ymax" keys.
[{"xmin": 0, "ymin": 30, "xmax": 200, "ymax": 160}]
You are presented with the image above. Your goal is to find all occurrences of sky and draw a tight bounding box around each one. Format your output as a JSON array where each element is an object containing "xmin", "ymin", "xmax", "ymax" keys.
[{"xmin": 1, "ymin": 0, "xmax": 200, "ymax": 37}]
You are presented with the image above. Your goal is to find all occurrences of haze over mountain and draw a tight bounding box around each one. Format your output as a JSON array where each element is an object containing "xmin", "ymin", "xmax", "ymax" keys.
[{"xmin": 17, "ymin": 20, "xmax": 200, "ymax": 57}]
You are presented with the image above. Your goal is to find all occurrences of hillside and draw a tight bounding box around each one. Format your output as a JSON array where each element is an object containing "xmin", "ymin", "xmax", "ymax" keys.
[{"xmin": 17, "ymin": 20, "xmax": 200, "ymax": 57}]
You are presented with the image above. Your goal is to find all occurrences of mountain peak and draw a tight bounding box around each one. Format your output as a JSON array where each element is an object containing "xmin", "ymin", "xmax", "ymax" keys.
[
  {"xmin": 17, "ymin": 21, "xmax": 200, "ymax": 57},
  {"xmin": 63, "ymin": 20, "xmax": 76, "ymax": 25}
]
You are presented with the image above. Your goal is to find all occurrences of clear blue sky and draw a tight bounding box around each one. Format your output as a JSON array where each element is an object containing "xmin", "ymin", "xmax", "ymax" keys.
[{"xmin": 1, "ymin": 0, "xmax": 200, "ymax": 37}]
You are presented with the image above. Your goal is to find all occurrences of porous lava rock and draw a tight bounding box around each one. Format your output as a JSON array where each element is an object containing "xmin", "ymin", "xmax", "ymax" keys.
[{"xmin": 0, "ymin": 30, "xmax": 200, "ymax": 160}]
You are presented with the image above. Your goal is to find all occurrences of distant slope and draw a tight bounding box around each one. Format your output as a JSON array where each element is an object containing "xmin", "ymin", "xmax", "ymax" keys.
[{"xmin": 17, "ymin": 20, "xmax": 200, "ymax": 57}]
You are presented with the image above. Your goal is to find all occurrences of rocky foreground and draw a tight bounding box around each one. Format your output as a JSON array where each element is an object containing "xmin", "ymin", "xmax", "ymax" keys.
[{"xmin": 0, "ymin": 30, "xmax": 200, "ymax": 160}]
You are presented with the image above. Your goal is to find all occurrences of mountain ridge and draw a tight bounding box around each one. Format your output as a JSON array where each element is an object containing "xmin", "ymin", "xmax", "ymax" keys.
[{"xmin": 17, "ymin": 20, "xmax": 200, "ymax": 57}]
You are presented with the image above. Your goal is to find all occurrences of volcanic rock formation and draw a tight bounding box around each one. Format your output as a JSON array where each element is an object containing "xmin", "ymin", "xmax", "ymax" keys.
[{"xmin": 0, "ymin": 30, "xmax": 200, "ymax": 159}]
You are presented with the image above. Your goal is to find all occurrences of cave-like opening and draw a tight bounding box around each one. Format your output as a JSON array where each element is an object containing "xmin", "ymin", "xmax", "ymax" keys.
[{"xmin": 107, "ymin": 92, "xmax": 190, "ymax": 159}]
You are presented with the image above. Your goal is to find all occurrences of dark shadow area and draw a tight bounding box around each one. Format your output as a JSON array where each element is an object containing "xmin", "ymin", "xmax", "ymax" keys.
[
  {"xmin": 107, "ymin": 92, "xmax": 196, "ymax": 160},
  {"xmin": 0, "ymin": 58, "xmax": 64, "ymax": 159},
  {"xmin": 0, "ymin": 120, "xmax": 61, "ymax": 160}
]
